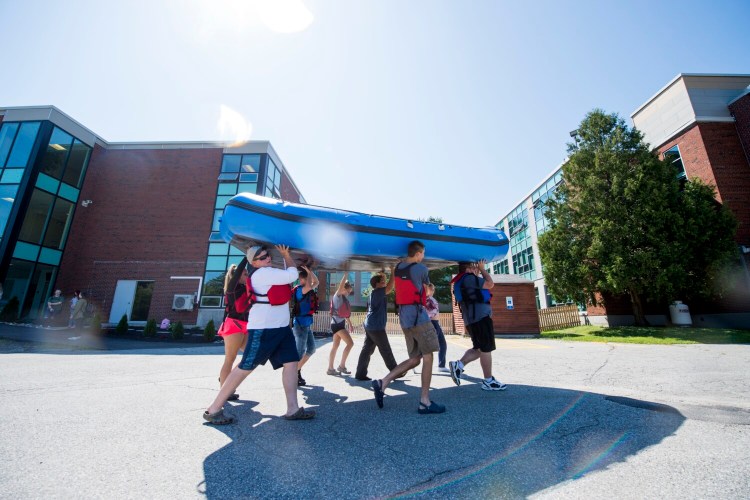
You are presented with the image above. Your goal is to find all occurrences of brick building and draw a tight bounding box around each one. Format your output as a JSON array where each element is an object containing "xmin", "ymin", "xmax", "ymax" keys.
[{"xmin": 0, "ymin": 106, "xmax": 306, "ymax": 326}]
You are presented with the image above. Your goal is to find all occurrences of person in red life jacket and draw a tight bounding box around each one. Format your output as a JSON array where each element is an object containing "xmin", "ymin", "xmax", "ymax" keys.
[
  {"xmin": 216, "ymin": 258, "xmax": 250, "ymax": 401},
  {"xmin": 203, "ymin": 244, "xmax": 315, "ymax": 424},
  {"xmin": 327, "ymin": 273, "xmax": 354, "ymax": 376},
  {"xmin": 425, "ymin": 283, "xmax": 448, "ymax": 373},
  {"xmin": 448, "ymin": 260, "xmax": 506, "ymax": 391},
  {"xmin": 292, "ymin": 265, "xmax": 319, "ymax": 386},
  {"xmin": 354, "ymin": 267, "xmax": 398, "ymax": 381},
  {"xmin": 371, "ymin": 240, "xmax": 445, "ymax": 414}
]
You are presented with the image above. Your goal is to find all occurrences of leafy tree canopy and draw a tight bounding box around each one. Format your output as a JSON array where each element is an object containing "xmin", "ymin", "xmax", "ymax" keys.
[{"xmin": 537, "ymin": 110, "xmax": 737, "ymax": 325}]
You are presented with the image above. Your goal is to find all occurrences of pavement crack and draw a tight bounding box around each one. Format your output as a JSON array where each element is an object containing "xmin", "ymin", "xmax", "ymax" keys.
[{"xmin": 586, "ymin": 345, "xmax": 614, "ymax": 384}]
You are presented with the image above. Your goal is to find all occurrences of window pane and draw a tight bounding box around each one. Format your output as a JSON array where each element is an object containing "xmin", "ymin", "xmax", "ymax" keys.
[
  {"xmin": 21, "ymin": 263, "xmax": 56, "ymax": 320},
  {"xmin": 221, "ymin": 155, "xmax": 241, "ymax": 173},
  {"xmin": 18, "ymin": 189, "xmax": 54, "ymax": 244},
  {"xmin": 0, "ymin": 184, "xmax": 19, "ymax": 236},
  {"xmin": 218, "ymin": 173, "xmax": 238, "ymax": 181},
  {"xmin": 217, "ymin": 183, "xmax": 237, "ymax": 195},
  {"xmin": 239, "ymin": 173, "xmax": 258, "ymax": 182},
  {"xmin": 130, "ymin": 281, "xmax": 154, "ymax": 322},
  {"xmin": 42, "ymin": 197, "xmax": 74, "ymax": 249},
  {"xmin": 62, "ymin": 140, "xmax": 91, "ymax": 187},
  {"xmin": 241, "ymin": 154, "xmax": 261, "ymax": 172},
  {"xmin": 6, "ymin": 122, "xmax": 41, "ymax": 168},
  {"xmin": 212, "ymin": 210, "xmax": 222, "ymax": 231},
  {"xmin": 1, "ymin": 169, "xmax": 24, "ymax": 184},
  {"xmin": 3, "ymin": 259, "xmax": 35, "ymax": 319},
  {"xmin": 238, "ymin": 182, "xmax": 257, "ymax": 194},
  {"xmin": 206, "ymin": 255, "xmax": 228, "ymax": 271},
  {"xmin": 208, "ymin": 243, "xmax": 229, "ymax": 255},
  {"xmin": 40, "ymin": 128, "xmax": 73, "ymax": 180},
  {"xmin": 0, "ymin": 123, "xmax": 20, "ymax": 167},
  {"xmin": 202, "ymin": 271, "xmax": 224, "ymax": 296},
  {"xmin": 215, "ymin": 195, "xmax": 232, "ymax": 209}
]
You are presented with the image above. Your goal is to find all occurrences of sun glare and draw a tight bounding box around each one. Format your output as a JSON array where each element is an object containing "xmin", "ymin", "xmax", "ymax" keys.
[
  {"xmin": 256, "ymin": 0, "xmax": 314, "ymax": 34},
  {"xmin": 218, "ymin": 105, "xmax": 253, "ymax": 147}
]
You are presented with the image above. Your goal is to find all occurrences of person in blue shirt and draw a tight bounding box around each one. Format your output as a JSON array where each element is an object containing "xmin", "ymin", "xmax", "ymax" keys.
[
  {"xmin": 354, "ymin": 266, "xmax": 397, "ymax": 381},
  {"xmin": 292, "ymin": 265, "xmax": 319, "ymax": 386}
]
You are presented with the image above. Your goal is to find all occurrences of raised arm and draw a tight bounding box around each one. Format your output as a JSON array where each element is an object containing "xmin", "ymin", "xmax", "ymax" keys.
[
  {"xmin": 336, "ymin": 272, "xmax": 349, "ymax": 295},
  {"xmin": 476, "ymin": 260, "xmax": 494, "ymax": 289},
  {"xmin": 385, "ymin": 264, "xmax": 396, "ymax": 294},
  {"xmin": 226, "ymin": 257, "xmax": 248, "ymax": 293},
  {"xmin": 301, "ymin": 265, "xmax": 318, "ymax": 293}
]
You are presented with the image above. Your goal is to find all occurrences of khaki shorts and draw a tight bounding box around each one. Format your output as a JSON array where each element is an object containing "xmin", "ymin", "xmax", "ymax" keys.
[{"xmin": 402, "ymin": 321, "xmax": 439, "ymax": 358}]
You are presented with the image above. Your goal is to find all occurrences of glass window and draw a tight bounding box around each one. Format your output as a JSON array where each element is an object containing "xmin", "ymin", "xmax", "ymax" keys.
[
  {"xmin": 221, "ymin": 155, "xmax": 241, "ymax": 173},
  {"xmin": 202, "ymin": 271, "xmax": 224, "ymax": 296},
  {"xmin": 40, "ymin": 127, "xmax": 73, "ymax": 180},
  {"xmin": 218, "ymin": 173, "xmax": 238, "ymax": 182},
  {"xmin": 62, "ymin": 140, "xmax": 90, "ymax": 187},
  {"xmin": 130, "ymin": 281, "xmax": 154, "ymax": 322},
  {"xmin": 241, "ymin": 154, "xmax": 261, "ymax": 172},
  {"xmin": 208, "ymin": 243, "xmax": 229, "ymax": 255},
  {"xmin": 18, "ymin": 189, "xmax": 54, "ymax": 244},
  {"xmin": 1, "ymin": 169, "xmax": 24, "ymax": 184},
  {"xmin": 217, "ymin": 183, "xmax": 237, "ymax": 196},
  {"xmin": 239, "ymin": 173, "xmax": 258, "ymax": 183},
  {"xmin": 3, "ymin": 259, "xmax": 34, "ymax": 319},
  {"xmin": 215, "ymin": 195, "xmax": 232, "ymax": 209},
  {"xmin": 238, "ymin": 182, "xmax": 257, "ymax": 194},
  {"xmin": 6, "ymin": 122, "xmax": 41, "ymax": 168},
  {"xmin": 0, "ymin": 123, "xmax": 20, "ymax": 167},
  {"xmin": 42, "ymin": 198, "xmax": 74, "ymax": 249},
  {"xmin": 200, "ymin": 296, "xmax": 222, "ymax": 307},
  {"xmin": 212, "ymin": 210, "xmax": 222, "ymax": 231},
  {"xmin": 21, "ymin": 263, "xmax": 56, "ymax": 320},
  {"xmin": 206, "ymin": 256, "xmax": 228, "ymax": 271},
  {"xmin": 0, "ymin": 184, "xmax": 19, "ymax": 236},
  {"xmin": 664, "ymin": 145, "xmax": 686, "ymax": 179}
]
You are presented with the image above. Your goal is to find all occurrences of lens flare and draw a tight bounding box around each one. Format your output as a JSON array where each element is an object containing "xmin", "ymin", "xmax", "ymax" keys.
[
  {"xmin": 218, "ymin": 105, "xmax": 253, "ymax": 147},
  {"xmin": 256, "ymin": 0, "xmax": 314, "ymax": 33},
  {"xmin": 299, "ymin": 221, "xmax": 353, "ymax": 267}
]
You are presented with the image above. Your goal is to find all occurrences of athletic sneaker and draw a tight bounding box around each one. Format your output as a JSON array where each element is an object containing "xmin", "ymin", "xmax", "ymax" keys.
[
  {"xmin": 481, "ymin": 377, "xmax": 507, "ymax": 391},
  {"xmin": 448, "ymin": 361, "xmax": 462, "ymax": 386},
  {"xmin": 438, "ymin": 367, "xmax": 450, "ymax": 373}
]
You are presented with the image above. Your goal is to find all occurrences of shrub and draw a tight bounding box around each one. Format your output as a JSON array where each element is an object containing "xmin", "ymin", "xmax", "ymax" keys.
[
  {"xmin": 115, "ymin": 314, "xmax": 129, "ymax": 335},
  {"xmin": 0, "ymin": 297, "xmax": 20, "ymax": 322},
  {"xmin": 144, "ymin": 318, "xmax": 157, "ymax": 338},
  {"xmin": 204, "ymin": 319, "xmax": 216, "ymax": 342},
  {"xmin": 171, "ymin": 320, "xmax": 184, "ymax": 340}
]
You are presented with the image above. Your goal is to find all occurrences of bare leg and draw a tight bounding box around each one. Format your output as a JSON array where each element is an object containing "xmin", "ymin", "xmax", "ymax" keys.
[
  {"xmin": 297, "ymin": 353, "xmax": 311, "ymax": 371},
  {"xmin": 337, "ymin": 330, "xmax": 354, "ymax": 369},
  {"xmin": 208, "ymin": 366, "xmax": 252, "ymax": 414},
  {"xmin": 460, "ymin": 348, "xmax": 481, "ymax": 367},
  {"xmin": 479, "ymin": 352, "xmax": 493, "ymax": 379},
  {"xmin": 328, "ymin": 333, "xmax": 342, "ymax": 370},
  {"xmin": 381, "ymin": 356, "xmax": 420, "ymax": 391},
  {"xmin": 219, "ymin": 334, "xmax": 246, "ymax": 386},
  {"xmin": 420, "ymin": 353, "xmax": 434, "ymax": 406},
  {"xmin": 282, "ymin": 361, "xmax": 301, "ymax": 417}
]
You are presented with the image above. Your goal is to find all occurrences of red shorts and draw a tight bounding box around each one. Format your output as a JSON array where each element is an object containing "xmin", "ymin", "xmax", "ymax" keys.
[{"xmin": 218, "ymin": 318, "xmax": 248, "ymax": 337}]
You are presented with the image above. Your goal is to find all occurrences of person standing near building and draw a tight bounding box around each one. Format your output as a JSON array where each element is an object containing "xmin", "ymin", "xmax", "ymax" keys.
[
  {"xmin": 216, "ymin": 257, "xmax": 250, "ymax": 401},
  {"xmin": 70, "ymin": 291, "xmax": 88, "ymax": 329},
  {"xmin": 68, "ymin": 290, "xmax": 80, "ymax": 328},
  {"xmin": 354, "ymin": 267, "xmax": 398, "ymax": 381},
  {"xmin": 425, "ymin": 283, "xmax": 448, "ymax": 373},
  {"xmin": 327, "ymin": 274, "xmax": 354, "ymax": 376},
  {"xmin": 448, "ymin": 261, "xmax": 506, "ymax": 391},
  {"xmin": 371, "ymin": 240, "xmax": 445, "ymax": 414},
  {"xmin": 203, "ymin": 244, "xmax": 315, "ymax": 424},
  {"xmin": 44, "ymin": 289, "xmax": 64, "ymax": 326},
  {"xmin": 292, "ymin": 265, "xmax": 319, "ymax": 386}
]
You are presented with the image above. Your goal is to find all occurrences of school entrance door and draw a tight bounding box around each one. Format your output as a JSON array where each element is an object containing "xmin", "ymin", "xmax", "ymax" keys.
[{"xmin": 109, "ymin": 280, "xmax": 154, "ymax": 323}]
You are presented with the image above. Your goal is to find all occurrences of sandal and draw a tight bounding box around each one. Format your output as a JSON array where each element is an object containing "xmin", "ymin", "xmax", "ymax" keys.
[
  {"xmin": 337, "ymin": 366, "xmax": 351, "ymax": 374},
  {"xmin": 283, "ymin": 407, "xmax": 316, "ymax": 420},
  {"xmin": 418, "ymin": 401, "xmax": 446, "ymax": 415},
  {"xmin": 203, "ymin": 409, "xmax": 235, "ymax": 425},
  {"xmin": 326, "ymin": 368, "xmax": 339, "ymax": 376},
  {"xmin": 227, "ymin": 393, "xmax": 240, "ymax": 401}
]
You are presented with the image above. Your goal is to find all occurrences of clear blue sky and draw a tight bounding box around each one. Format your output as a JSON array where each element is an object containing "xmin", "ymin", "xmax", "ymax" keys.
[{"xmin": 1, "ymin": 0, "xmax": 749, "ymax": 227}]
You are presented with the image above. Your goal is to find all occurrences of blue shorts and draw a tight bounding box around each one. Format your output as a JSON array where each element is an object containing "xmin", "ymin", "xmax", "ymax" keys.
[
  {"xmin": 238, "ymin": 326, "xmax": 300, "ymax": 371},
  {"xmin": 293, "ymin": 323, "xmax": 316, "ymax": 357}
]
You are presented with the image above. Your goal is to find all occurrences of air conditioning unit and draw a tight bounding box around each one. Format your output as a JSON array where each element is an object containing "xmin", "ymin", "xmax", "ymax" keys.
[{"xmin": 172, "ymin": 294, "xmax": 195, "ymax": 311}]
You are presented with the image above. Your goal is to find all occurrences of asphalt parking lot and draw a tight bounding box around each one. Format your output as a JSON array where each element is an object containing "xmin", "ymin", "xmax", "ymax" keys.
[{"xmin": 0, "ymin": 325, "xmax": 748, "ymax": 499}]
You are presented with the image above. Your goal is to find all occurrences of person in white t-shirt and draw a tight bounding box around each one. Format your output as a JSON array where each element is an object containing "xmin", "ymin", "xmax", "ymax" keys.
[{"xmin": 203, "ymin": 244, "xmax": 316, "ymax": 424}]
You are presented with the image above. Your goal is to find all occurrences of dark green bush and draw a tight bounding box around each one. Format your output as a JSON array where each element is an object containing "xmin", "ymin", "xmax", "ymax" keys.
[
  {"xmin": 171, "ymin": 320, "xmax": 184, "ymax": 340},
  {"xmin": 115, "ymin": 314, "xmax": 129, "ymax": 335},
  {"xmin": 90, "ymin": 313, "xmax": 102, "ymax": 335},
  {"xmin": 144, "ymin": 318, "xmax": 157, "ymax": 338},
  {"xmin": 0, "ymin": 297, "xmax": 20, "ymax": 321},
  {"xmin": 204, "ymin": 319, "xmax": 216, "ymax": 342}
]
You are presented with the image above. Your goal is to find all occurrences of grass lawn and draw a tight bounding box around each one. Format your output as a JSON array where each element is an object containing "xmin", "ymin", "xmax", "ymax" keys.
[{"xmin": 541, "ymin": 325, "xmax": 750, "ymax": 344}]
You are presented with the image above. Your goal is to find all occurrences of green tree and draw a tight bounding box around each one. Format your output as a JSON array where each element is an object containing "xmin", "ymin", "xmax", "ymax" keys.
[
  {"xmin": 144, "ymin": 318, "xmax": 157, "ymax": 338},
  {"xmin": 171, "ymin": 321, "xmax": 185, "ymax": 340},
  {"xmin": 538, "ymin": 109, "xmax": 737, "ymax": 325},
  {"xmin": 115, "ymin": 314, "xmax": 129, "ymax": 335},
  {"xmin": 203, "ymin": 319, "xmax": 216, "ymax": 342}
]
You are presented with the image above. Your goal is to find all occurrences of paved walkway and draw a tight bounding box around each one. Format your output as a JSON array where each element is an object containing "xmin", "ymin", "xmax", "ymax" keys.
[{"xmin": 0, "ymin": 324, "xmax": 748, "ymax": 498}]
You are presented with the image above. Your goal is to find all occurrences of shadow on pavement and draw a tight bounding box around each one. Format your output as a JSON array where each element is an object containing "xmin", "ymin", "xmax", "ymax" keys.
[{"xmin": 199, "ymin": 384, "xmax": 685, "ymax": 498}]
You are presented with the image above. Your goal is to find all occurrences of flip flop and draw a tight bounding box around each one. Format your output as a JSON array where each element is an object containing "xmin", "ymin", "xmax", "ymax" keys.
[
  {"xmin": 203, "ymin": 409, "xmax": 235, "ymax": 425},
  {"xmin": 283, "ymin": 407, "xmax": 316, "ymax": 420},
  {"xmin": 418, "ymin": 401, "xmax": 446, "ymax": 415}
]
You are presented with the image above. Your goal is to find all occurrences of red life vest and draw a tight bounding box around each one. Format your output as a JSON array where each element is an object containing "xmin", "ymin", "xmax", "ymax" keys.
[
  {"xmin": 394, "ymin": 263, "xmax": 427, "ymax": 306},
  {"xmin": 246, "ymin": 268, "xmax": 292, "ymax": 306},
  {"xmin": 330, "ymin": 294, "xmax": 351, "ymax": 318}
]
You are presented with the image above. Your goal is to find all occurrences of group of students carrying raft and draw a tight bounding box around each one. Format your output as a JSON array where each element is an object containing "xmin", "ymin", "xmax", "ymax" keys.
[{"xmin": 203, "ymin": 239, "xmax": 506, "ymax": 425}]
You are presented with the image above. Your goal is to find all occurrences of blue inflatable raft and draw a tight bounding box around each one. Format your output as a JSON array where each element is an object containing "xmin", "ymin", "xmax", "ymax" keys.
[{"xmin": 220, "ymin": 193, "xmax": 509, "ymax": 271}]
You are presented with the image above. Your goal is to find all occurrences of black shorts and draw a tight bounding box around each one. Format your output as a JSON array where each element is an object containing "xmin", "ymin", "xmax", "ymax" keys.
[
  {"xmin": 466, "ymin": 315, "xmax": 496, "ymax": 353},
  {"xmin": 331, "ymin": 319, "xmax": 347, "ymax": 334}
]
